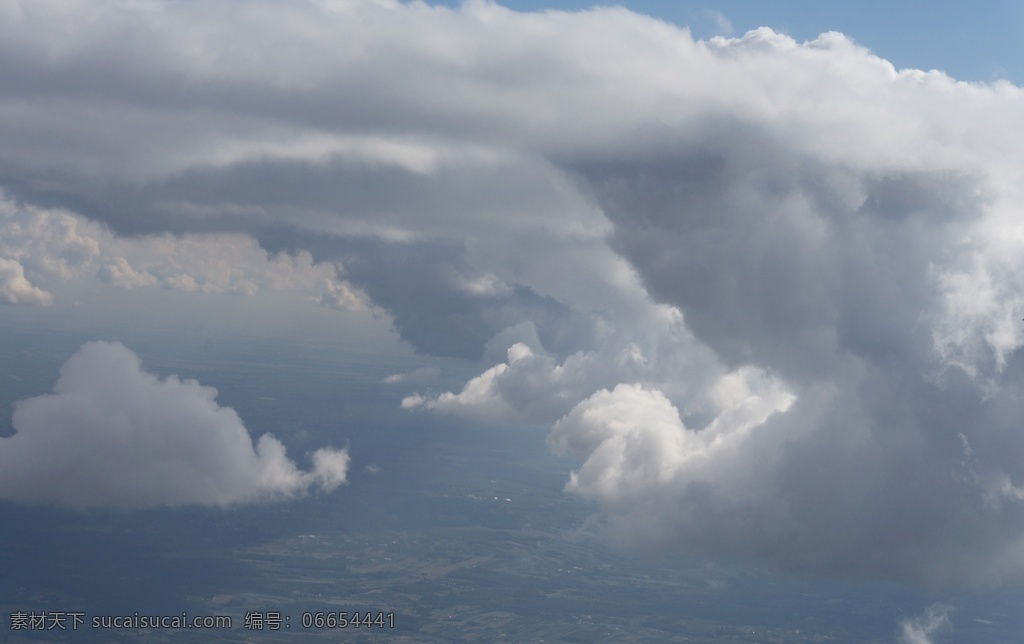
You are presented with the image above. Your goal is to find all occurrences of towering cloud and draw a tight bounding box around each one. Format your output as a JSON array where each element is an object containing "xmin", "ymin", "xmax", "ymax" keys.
[
  {"xmin": 0, "ymin": 342, "xmax": 348, "ymax": 509},
  {"xmin": 2, "ymin": 0, "xmax": 1024, "ymax": 587}
]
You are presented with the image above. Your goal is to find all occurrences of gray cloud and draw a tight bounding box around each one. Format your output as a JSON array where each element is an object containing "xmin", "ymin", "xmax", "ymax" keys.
[
  {"xmin": 260, "ymin": 230, "xmax": 598, "ymax": 360},
  {"xmin": 0, "ymin": 193, "xmax": 363, "ymax": 306},
  {"xmin": 571, "ymin": 136, "xmax": 982, "ymax": 382},
  {"xmin": 3, "ymin": 0, "xmax": 1024, "ymax": 589},
  {"xmin": 0, "ymin": 342, "xmax": 349, "ymax": 509},
  {"xmin": 551, "ymin": 110, "xmax": 1024, "ymax": 589},
  {"xmin": 0, "ymin": 257, "xmax": 53, "ymax": 305}
]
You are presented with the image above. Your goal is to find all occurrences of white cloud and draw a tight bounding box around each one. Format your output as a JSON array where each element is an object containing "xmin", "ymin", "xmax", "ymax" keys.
[
  {"xmin": 899, "ymin": 604, "xmax": 953, "ymax": 644},
  {"xmin": 404, "ymin": 302, "xmax": 724, "ymax": 425},
  {"xmin": 0, "ymin": 341, "xmax": 348, "ymax": 509},
  {"xmin": 97, "ymin": 256, "xmax": 158, "ymax": 289},
  {"xmin": 383, "ymin": 366, "xmax": 440, "ymax": 385},
  {"xmin": 0, "ymin": 257, "xmax": 53, "ymax": 305},
  {"xmin": 0, "ymin": 200, "xmax": 101, "ymax": 282},
  {"xmin": 318, "ymin": 268, "xmax": 373, "ymax": 312},
  {"xmin": 5, "ymin": 0, "xmax": 1024, "ymax": 589},
  {"xmin": 703, "ymin": 10, "xmax": 733, "ymax": 36},
  {"xmin": 0, "ymin": 194, "xmax": 368, "ymax": 309},
  {"xmin": 550, "ymin": 384, "xmax": 701, "ymax": 502},
  {"xmin": 403, "ymin": 343, "xmax": 550, "ymax": 422},
  {"xmin": 549, "ymin": 374, "xmax": 793, "ymax": 505}
]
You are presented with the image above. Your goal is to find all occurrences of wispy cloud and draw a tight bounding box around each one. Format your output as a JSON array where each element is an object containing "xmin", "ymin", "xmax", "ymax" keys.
[{"xmin": 899, "ymin": 604, "xmax": 953, "ymax": 644}]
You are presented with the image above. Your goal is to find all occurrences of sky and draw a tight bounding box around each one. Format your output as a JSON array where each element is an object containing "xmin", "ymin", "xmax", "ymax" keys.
[
  {"xmin": 424, "ymin": 0, "xmax": 1024, "ymax": 84},
  {"xmin": 4, "ymin": 0, "xmax": 1024, "ymax": 600}
]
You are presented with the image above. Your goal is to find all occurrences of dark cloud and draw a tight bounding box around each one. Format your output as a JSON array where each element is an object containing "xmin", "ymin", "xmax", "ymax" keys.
[
  {"xmin": 260, "ymin": 229, "xmax": 596, "ymax": 360},
  {"xmin": 552, "ymin": 122, "xmax": 1024, "ymax": 588},
  {"xmin": 570, "ymin": 132, "xmax": 984, "ymax": 381}
]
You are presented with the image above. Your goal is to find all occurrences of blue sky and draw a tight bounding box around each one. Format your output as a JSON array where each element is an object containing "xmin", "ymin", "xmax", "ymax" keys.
[{"xmin": 421, "ymin": 0, "xmax": 1024, "ymax": 83}]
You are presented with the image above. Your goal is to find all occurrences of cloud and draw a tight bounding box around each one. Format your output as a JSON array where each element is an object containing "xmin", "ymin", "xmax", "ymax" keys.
[
  {"xmin": 404, "ymin": 343, "xmax": 567, "ymax": 422},
  {"xmin": 0, "ymin": 257, "xmax": 53, "ymax": 305},
  {"xmin": 546, "ymin": 52, "xmax": 1024, "ymax": 586},
  {"xmin": 383, "ymin": 366, "xmax": 440, "ymax": 385},
  {"xmin": 702, "ymin": 9, "xmax": 733, "ymax": 36},
  {"xmin": 402, "ymin": 302, "xmax": 724, "ymax": 425},
  {"xmin": 899, "ymin": 604, "xmax": 953, "ymax": 644},
  {"xmin": 0, "ymin": 194, "xmax": 366, "ymax": 308},
  {"xmin": 3, "ymin": 0, "xmax": 1024, "ymax": 589},
  {"xmin": 0, "ymin": 342, "xmax": 348, "ymax": 509},
  {"xmin": 97, "ymin": 256, "xmax": 158, "ymax": 289},
  {"xmin": 549, "ymin": 375, "xmax": 793, "ymax": 505}
]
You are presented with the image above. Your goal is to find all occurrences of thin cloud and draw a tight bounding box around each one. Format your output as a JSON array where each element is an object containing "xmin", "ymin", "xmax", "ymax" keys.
[{"xmin": 382, "ymin": 366, "xmax": 440, "ymax": 385}]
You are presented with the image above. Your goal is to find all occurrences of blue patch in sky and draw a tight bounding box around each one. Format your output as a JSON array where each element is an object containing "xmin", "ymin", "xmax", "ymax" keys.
[{"xmin": 415, "ymin": 0, "xmax": 1024, "ymax": 84}]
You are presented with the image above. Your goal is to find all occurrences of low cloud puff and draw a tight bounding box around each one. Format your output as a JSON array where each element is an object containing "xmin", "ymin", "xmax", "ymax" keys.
[
  {"xmin": 899, "ymin": 604, "xmax": 953, "ymax": 644},
  {"xmin": 0, "ymin": 342, "xmax": 348, "ymax": 509}
]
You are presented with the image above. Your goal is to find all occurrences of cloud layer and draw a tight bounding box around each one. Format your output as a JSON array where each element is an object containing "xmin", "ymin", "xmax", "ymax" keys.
[
  {"xmin": 899, "ymin": 604, "xmax": 953, "ymax": 644},
  {"xmin": 0, "ymin": 342, "xmax": 348, "ymax": 509},
  {"xmin": 0, "ymin": 195, "xmax": 369, "ymax": 310},
  {"xmin": 4, "ymin": 0, "xmax": 1024, "ymax": 588}
]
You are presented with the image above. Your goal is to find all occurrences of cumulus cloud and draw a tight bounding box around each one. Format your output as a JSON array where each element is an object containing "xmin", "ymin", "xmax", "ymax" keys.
[
  {"xmin": 402, "ymin": 302, "xmax": 724, "ymax": 425},
  {"xmin": 0, "ymin": 257, "xmax": 53, "ymax": 305},
  {"xmin": 0, "ymin": 194, "xmax": 366, "ymax": 308},
  {"xmin": 546, "ymin": 41, "xmax": 1024, "ymax": 585},
  {"xmin": 97, "ymin": 256, "xmax": 158, "ymax": 289},
  {"xmin": 5, "ymin": 0, "xmax": 1024, "ymax": 589},
  {"xmin": 404, "ymin": 343, "xmax": 564, "ymax": 422},
  {"xmin": 549, "ymin": 374, "xmax": 794, "ymax": 504},
  {"xmin": 0, "ymin": 342, "xmax": 348, "ymax": 509}
]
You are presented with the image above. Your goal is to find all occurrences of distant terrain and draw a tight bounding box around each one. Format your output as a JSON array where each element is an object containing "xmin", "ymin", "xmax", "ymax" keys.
[{"xmin": 0, "ymin": 320, "xmax": 1020, "ymax": 642}]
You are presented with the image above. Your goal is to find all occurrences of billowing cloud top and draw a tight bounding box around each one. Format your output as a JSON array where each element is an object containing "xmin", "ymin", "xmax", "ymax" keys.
[
  {"xmin": 4, "ymin": 0, "xmax": 1024, "ymax": 588},
  {"xmin": 1, "ymin": 342, "xmax": 348, "ymax": 509}
]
